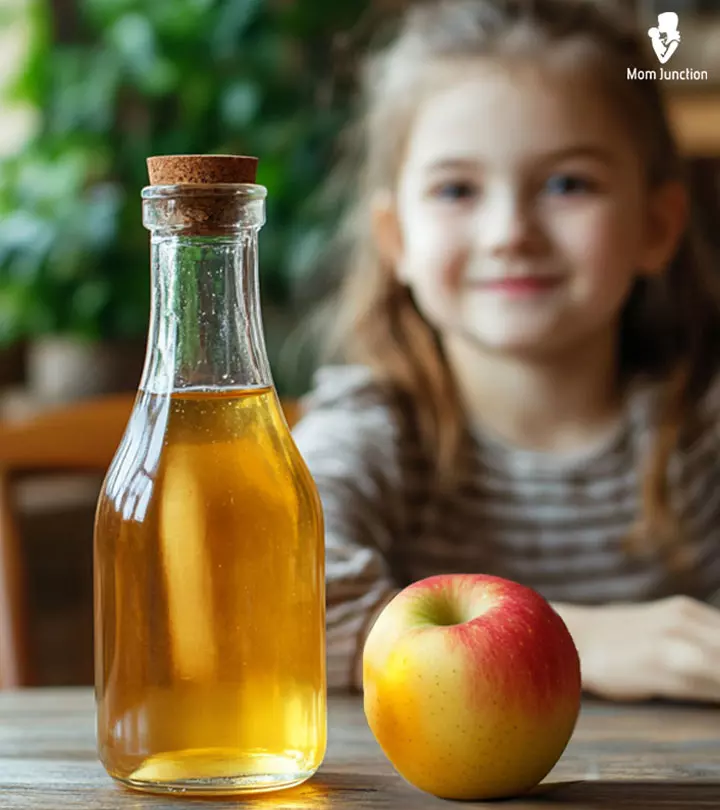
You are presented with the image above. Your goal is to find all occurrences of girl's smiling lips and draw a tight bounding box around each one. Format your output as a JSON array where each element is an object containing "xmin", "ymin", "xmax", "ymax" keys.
[{"xmin": 465, "ymin": 276, "xmax": 564, "ymax": 294}]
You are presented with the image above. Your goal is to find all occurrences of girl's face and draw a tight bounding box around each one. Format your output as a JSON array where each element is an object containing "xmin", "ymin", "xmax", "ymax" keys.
[{"xmin": 377, "ymin": 60, "xmax": 684, "ymax": 358}]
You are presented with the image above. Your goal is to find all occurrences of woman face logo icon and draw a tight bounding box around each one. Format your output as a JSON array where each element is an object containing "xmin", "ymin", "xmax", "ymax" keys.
[{"xmin": 648, "ymin": 12, "xmax": 681, "ymax": 64}]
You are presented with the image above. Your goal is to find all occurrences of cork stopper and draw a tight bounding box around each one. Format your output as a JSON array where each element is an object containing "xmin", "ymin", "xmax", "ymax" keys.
[
  {"xmin": 143, "ymin": 154, "xmax": 263, "ymax": 235},
  {"xmin": 147, "ymin": 154, "xmax": 258, "ymax": 186}
]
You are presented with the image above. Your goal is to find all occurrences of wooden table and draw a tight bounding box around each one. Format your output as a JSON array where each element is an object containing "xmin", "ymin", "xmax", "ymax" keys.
[{"xmin": 0, "ymin": 690, "xmax": 718, "ymax": 809}]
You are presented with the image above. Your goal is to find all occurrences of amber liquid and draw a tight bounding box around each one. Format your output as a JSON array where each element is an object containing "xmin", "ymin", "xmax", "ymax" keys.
[{"xmin": 94, "ymin": 387, "xmax": 326, "ymax": 795}]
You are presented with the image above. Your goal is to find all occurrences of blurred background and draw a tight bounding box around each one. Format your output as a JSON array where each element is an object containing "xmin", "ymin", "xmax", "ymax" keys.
[{"xmin": 1, "ymin": 0, "xmax": 720, "ymax": 687}]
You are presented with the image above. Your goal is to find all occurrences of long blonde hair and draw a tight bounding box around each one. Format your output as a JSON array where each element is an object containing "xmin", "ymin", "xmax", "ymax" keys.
[{"xmin": 329, "ymin": 0, "xmax": 720, "ymax": 558}]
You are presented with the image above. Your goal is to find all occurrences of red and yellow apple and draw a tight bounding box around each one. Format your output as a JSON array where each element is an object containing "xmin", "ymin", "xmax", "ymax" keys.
[{"xmin": 362, "ymin": 574, "xmax": 581, "ymax": 800}]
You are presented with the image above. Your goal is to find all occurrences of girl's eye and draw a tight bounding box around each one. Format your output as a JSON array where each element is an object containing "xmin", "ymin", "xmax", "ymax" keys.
[
  {"xmin": 431, "ymin": 180, "xmax": 479, "ymax": 201},
  {"xmin": 543, "ymin": 173, "xmax": 595, "ymax": 196}
]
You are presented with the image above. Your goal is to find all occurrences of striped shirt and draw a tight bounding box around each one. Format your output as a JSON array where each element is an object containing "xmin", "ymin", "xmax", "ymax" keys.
[{"xmin": 291, "ymin": 364, "xmax": 720, "ymax": 689}]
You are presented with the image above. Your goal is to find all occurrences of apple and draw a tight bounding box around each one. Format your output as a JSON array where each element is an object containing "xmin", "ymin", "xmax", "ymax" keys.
[{"xmin": 362, "ymin": 573, "xmax": 581, "ymax": 800}]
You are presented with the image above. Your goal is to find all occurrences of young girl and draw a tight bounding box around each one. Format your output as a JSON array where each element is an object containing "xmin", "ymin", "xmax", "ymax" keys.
[{"xmin": 292, "ymin": 0, "xmax": 720, "ymax": 701}]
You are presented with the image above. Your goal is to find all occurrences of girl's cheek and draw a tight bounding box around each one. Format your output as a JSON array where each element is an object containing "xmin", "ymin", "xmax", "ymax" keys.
[
  {"xmin": 404, "ymin": 203, "xmax": 471, "ymax": 297},
  {"xmin": 413, "ymin": 236, "xmax": 466, "ymax": 296},
  {"xmin": 548, "ymin": 206, "xmax": 618, "ymax": 263},
  {"xmin": 425, "ymin": 213, "xmax": 472, "ymax": 292},
  {"xmin": 440, "ymin": 250, "xmax": 467, "ymax": 292},
  {"xmin": 406, "ymin": 247, "xmax": 463, "ymax": 326}
]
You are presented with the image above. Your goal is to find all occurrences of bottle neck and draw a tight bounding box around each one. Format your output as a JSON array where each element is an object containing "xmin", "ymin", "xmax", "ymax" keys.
[{"xmin": 140, "ymin": 230, "xmax": 272, "ymax": 393}]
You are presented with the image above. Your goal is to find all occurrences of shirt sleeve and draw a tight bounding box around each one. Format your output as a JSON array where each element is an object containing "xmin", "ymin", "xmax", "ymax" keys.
[{"xmin": 291, "ymin": 365, "xmax": 404, "ymax": 690}]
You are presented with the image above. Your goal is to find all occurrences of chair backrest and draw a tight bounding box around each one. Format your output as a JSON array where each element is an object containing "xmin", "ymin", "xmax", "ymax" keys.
[{"xmin": 0, "ymin": 394, "xmax": 135, "ymax": 473}]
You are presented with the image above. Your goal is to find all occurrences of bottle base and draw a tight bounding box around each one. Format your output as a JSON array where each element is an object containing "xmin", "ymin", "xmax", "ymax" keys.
[
  {"xmin": 111, "ymin": 749, "xmax": 319, "ymax": 796},
  {"xmin": 116, "ymin": 771, "xmax": 314, "ymax": 797}
]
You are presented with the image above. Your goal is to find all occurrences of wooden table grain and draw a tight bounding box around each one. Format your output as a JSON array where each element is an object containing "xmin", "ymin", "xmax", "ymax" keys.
[{"xmin": 0, "ymin": 689, "xmax": 718, "ymax": 809}]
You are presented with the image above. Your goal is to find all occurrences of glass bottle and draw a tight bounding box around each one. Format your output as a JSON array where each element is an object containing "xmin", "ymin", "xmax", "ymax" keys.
[{"xmin": 94, "ymin": 155, "xmax": 326, "ymax": 796}]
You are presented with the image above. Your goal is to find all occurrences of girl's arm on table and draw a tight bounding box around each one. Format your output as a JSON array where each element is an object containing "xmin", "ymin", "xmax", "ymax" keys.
[
  {"xmin": 293, "ymin": 369, "xmax": 404, "ymax": 691},
  {"xmin": 554, "ymin": 598, "xmax": 720, "ymax": 703}
]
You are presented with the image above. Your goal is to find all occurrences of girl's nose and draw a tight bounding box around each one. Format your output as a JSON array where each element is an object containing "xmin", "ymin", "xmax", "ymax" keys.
[{"xmin": 479, "ymin": 189, "xmax": 536, "ymax": 258}]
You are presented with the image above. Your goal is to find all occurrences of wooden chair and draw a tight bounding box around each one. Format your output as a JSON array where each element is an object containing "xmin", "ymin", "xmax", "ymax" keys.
[{"xmin": 0, "ymin": 392, "xmax": 301, "ymax": 689}]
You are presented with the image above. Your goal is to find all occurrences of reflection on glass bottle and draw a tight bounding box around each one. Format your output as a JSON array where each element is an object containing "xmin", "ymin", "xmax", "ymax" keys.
[{"xmin": 94, "ymin": 156, "xmax": 326, "ymax": 796}]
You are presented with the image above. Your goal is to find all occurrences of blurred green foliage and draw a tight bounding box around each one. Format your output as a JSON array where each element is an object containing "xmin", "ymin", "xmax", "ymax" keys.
[{"xmin": 0, "ymin": 0, "xmax": 368, "ymax": 371}]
